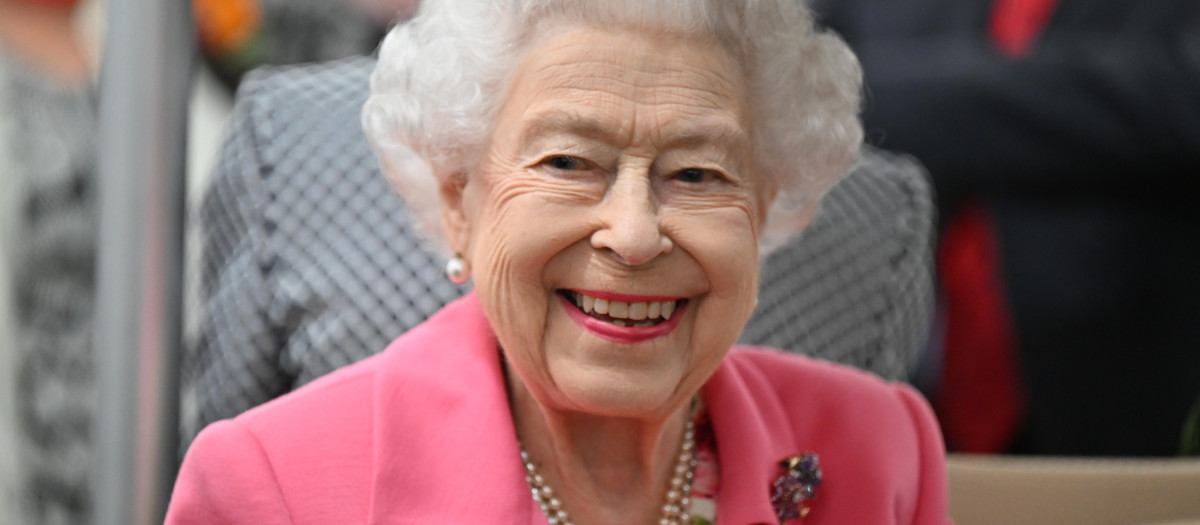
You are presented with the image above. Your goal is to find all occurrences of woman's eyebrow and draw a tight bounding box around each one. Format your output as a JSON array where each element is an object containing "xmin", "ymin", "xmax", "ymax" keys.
[
  {"xmin": 518, "ymin": 111, "xmax": 617, "ymax": 146},
  {"xmin": 519, "ymin": 111, "xmax": 748, "ymax": 153},
  {"xmin": 658, "ymin": 121, "xmax": 749, "ymax": 153}
]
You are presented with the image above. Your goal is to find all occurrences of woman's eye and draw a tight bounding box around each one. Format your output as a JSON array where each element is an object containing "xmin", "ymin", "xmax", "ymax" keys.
[
  {"xmin": 676, "ymin": 168, "xmax": 715, "ymax": 184},
  {"xmin": 545, "ymin": 155, "xmax": 584, "ymax": 171}
]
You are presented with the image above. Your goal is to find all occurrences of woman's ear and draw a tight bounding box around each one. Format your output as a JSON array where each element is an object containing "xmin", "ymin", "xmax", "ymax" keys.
[{"xmin": 438, "ymin": 172, "xmax": 472, "ymax": 255}]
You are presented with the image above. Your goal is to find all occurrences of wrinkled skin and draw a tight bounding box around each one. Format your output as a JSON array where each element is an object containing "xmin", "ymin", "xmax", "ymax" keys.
[{"xmin": 439, "ymin": 23, "xmax": 773, "ymax": 522}]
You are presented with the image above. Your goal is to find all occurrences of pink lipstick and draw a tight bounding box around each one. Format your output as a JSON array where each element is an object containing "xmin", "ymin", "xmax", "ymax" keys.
[{"xmin": 558, "ymin": 293, "xmax": 688, "ymax": 344}]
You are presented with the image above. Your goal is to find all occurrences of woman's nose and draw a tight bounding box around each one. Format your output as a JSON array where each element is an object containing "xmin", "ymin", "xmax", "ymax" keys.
[{"xmin": 590, "ymin": 174, "xmax": 673, "ymax": 266}]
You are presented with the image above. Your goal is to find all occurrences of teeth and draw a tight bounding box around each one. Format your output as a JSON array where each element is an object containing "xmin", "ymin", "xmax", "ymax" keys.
[
  {"xmin": 613, "ymin": 319, "xmax": 627, "ymax": 327},
  {"xmin": 568, "ymin": 292, "xmax": 680, "ymax": 323},
  {"xmin": 608, "ymin": 301, "xmax": 629, "ymax": 319}
]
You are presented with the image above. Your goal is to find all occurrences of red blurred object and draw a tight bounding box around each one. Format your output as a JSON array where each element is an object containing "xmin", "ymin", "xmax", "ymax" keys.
[
  {"xmin": 936, "ymin": 203, "xmax": 1025, "ymax": 453},
  {"xmin": 933, "ymin": 0, "xmax": 1061, "ymax": 455},
  {"xmin": 989, "ymin": 0, "xmax": 1060, "ymax": 57}
]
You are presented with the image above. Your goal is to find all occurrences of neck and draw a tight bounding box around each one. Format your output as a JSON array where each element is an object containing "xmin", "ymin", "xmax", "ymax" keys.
[
  {"xmin": 508, "ymin": 371, "xmax": 693, "ymax": 524},
  {"xmin": 0, "ymin": 0, "xmax": 88, "ymax": 85}
]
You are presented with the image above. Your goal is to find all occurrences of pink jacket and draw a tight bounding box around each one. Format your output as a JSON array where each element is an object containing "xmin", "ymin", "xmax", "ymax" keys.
[{"xmin": 167, "ymin": 293, "xmax": 949, "ymax": 524}]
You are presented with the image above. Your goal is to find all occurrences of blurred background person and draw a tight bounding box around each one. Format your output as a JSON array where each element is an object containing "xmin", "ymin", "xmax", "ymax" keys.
[
  {"xmin": 185, "ymin": 0, "xmax": 406, "ymax": 195},
  {"xmin": 193, "ymin": 0, "xmax": 415, "ymax": 93},
  {"xmin": 810, "ymin": 0, "xmax": 1200, "ymax": 456},
  {"xmin": 180, "ymin": 0, "xmax": 428, "ymax": 444},
  {"xmin": 2, "ymin": 0, "xmax": 408, "ymax": 521},
  {"xmin": 0, "ymin": 0, "xmax": 102, "ymax": 523}
]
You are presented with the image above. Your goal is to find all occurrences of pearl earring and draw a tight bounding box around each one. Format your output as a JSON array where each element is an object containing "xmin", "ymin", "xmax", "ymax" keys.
[{"xmin": 446, "ymin": 254, "xmax": 469, "ymax": 284}]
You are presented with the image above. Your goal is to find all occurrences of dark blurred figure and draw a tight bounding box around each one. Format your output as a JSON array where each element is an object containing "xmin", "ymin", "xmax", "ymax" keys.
[
  {"xmin": 0, "ymin": 0, "xmax": 97, "ymax": 523},
  {"xmin": 194, "ymin": 0, "xmax": 415, "ymax": 91},
  {"xmin": 812, "ymin": 0, "xmax": 1200, "ymax": 456}
]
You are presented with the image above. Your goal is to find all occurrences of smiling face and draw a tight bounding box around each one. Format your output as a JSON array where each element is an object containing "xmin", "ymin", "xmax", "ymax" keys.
[{"xmin": 441, "ymin": 23, "xmax": 771, "ymax": 420}]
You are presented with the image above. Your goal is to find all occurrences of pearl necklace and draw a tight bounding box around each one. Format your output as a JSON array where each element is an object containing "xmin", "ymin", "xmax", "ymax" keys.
[{"xmin": 520, "ymin": 419, "xmax": 697, "ymax": 525}]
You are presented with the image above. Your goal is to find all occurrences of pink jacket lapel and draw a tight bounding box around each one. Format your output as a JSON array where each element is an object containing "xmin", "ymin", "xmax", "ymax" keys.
[
  {"xmin": 706, "ymin": 353, "xmax": 797, "ymax": 525},
  {"xmin": 365, "ymin": 293, "xmax": 541, "ymax": 524}
]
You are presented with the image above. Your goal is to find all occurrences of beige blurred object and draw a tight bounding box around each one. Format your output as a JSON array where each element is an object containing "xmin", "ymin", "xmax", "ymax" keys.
[
  {"xmin": 75, "ymin": 0, "xmax": 105, "ymax": 71},
  {"xmin": 948, "ymin": 453, "xmax": 1200, "ymax": 525}
]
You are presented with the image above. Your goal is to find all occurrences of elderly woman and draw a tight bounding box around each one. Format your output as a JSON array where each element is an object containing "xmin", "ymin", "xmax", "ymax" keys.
[{"xmin": 167, "ymin": 0, "xmax": 948, "ymax": 523}]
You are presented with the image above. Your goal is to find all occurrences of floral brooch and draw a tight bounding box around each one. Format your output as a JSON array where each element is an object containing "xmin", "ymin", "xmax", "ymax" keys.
[{"xmin": 770, "ymin": 452, "xmax": 822, "ymax": 523}]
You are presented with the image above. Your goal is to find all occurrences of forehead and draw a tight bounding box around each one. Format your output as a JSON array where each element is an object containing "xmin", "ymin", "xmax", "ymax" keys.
[{"xmin": 500, "ymin": 24, "xmax": 751, "ymax": 143}]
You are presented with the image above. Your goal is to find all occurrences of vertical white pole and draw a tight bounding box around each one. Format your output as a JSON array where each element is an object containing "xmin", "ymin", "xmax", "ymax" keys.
[{"xmin": 93, "ymin": 0, "xmax": 192, "ymax": 523}]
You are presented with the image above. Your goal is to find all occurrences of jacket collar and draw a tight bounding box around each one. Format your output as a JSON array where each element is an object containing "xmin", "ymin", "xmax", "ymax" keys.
[
  {"xmin": 366, "ymin": 292, "xmax": 787, "ymax": 524},
  {"xmin": 706, "ymin": 353, "xmax": 798, "ymax": 525},
  {"xmin": 367, "ymin": 292, "xmax": 538, "ymax": 524}
]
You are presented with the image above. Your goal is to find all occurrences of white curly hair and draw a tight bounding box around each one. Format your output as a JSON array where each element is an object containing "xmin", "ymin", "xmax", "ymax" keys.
[{"xmin": 362, "ymin": 0, "xmax": 863, "ymax": 255}]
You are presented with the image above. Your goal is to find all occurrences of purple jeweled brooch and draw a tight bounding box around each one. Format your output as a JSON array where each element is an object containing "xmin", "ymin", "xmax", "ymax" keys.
[{"xmin": 770, "ymin": 452, "xmax": 822, "ymax": 523}]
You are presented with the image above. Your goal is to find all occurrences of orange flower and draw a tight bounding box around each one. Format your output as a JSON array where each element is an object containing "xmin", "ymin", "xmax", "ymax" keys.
[{"xmin": 193, "ymin": 0, "xmax": 261, "ymax": 55}]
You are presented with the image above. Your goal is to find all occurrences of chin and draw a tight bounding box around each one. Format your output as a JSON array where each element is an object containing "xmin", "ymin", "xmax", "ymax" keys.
[{"xmin": 549, "ymin": 363, "xmax": 697, "ymax": 419}]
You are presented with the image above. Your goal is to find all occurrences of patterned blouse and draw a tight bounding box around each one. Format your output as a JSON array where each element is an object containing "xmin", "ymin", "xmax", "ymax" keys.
[{"xmin": 0, "ymin": 49, "xmax": 97, "ymax": 525}]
